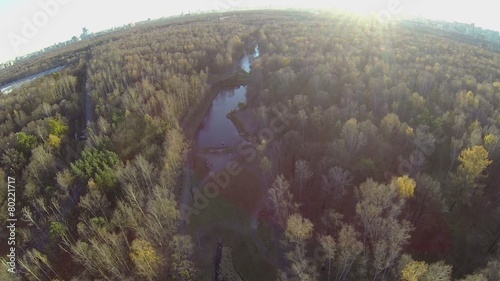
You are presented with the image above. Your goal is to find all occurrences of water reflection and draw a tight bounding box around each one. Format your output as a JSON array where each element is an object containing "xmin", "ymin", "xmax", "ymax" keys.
[
  {"xmin": 195, "ymin": 47, "xmax": 258, "ymax": 174},
  {"xmin": 196, "ymin": 86, "xmax": 247, "ymax": 148},
  {"xmin": 1, "ymin": 65, "xmax": 65, "ymax": 94}
]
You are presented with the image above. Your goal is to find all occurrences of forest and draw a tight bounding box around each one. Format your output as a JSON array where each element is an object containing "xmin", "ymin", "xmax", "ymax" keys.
[{"xmin": 0, "ymin": 9, "xmax": 500, "ymax": 281}]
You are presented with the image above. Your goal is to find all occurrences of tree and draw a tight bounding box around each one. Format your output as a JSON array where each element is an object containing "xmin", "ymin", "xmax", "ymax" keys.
[
  {"xmin": 47, "ymin": 134, "xmax": 61, "ymax": 149},
  {"xmin": 254, "ymin": 104, "xmax": 268, "ymax": 126},
  {"xmin": 421, "ymin": 261, "xmax": 452, "ymax": 281},
  {"xmin": 295, "ymin": 159, "xmax": 312, "ymax": 202},
  {"xmin": 479, "ymin": 259, "xmax": 500, "ymax": 280},
  {"xmin": 68, "ymin": 221, "xmax": 130, "ymax": 280},
  {"xmin": 411, "ymin": 125, "xmax": 436, "ymax": 173},
  {"xmin": 356, "ymin": 178, "xmax": 405, "ymax": 242},
  {"xmin": 94, "ymin": 168, "xmax": 118, "ymax": 192},
  {"xmin": 170, "ymin": 235, "xmax": 196, "ymax": 281},
  {"xmin": 56, "ymin": 169, "xmax": 75, "ymax": 190},
  {"xmin": 1, "ymin": 148, "xmax": 27, "ymax": 175},
  {"xmin": 401, "ymin": 259, "xmax": 428, "ymax": 281},
  {"xmin": 401, "ymin": 260, "xmax": 429, "ymax": 281},
  {"xmin": 0, "ymin": 168, "xmax": 8, "ymax": 223},
  {"xmin": 18, "ymin": 248, "xmax": 61, "ymax": 281},
  {"xmin": 341, "ymin": 118, "xmax": 366, "ymax": 160},
  {"xmin": 16, "ymin": 132, "xmax": 38, "ymax": 153},
  {"xmin": 318, "ymin": 235, "xmax": 336, "ymax": 281},
  {"xmin": 410, "ymin": 173, "xmax": 442, "ymax": 223},
  {"xmin": 25, "ymin": 145, "xmax": 56, "ymax": 186},
  {"xmin": 47, "ymin": 118, "xmax": 68, "ymax": 137},
  {"xmin": 71, "ymin": 147, "xmax": 119, "ymax": 192},
  {"xmin": 380, "ymin": 113, "xmax": 402, "ymax": 137},
  {"xmin": 457, "ymin": 145, "xmax": 492, "ymax": 184},
  {"xmin": 160, "ymin": 129, "xmax": 188, "ymax": 190},
  {"xmin": 79, "ymin": 183, "xmax": 110, "ymax": 221},
  {"xmin": 452, "ymin": 145, "xmax": 493, "ymax": 205},
  {"xmin": 459, "ymin": 274, "xmax": 488, "ymax": 281},
  {"xmin": 268, "ymin": 175, "xmax": 297, "ymax": 228},
  {"xmin": 395, "ymin": 175, "xmax": 416, "ymax": 198},
  {"xmin": 144, "ymin": 185, "xmax": 180, "ymax": 247},
  {"xmin": 372, "ymin": 219, "xmax": 413, "ymax": 279},
  {"xmin": 283, "ymin": 245, "xmax": 319, "ymax": 281},
  {"xmin": 484, "ymin": 133, "xmax": 498, "ymax": 146},
  {"xmin": 399, "ymin": 255, "xmax": 452, "ymax": 281},
  {"xmin": 0, "ymin": 258, "xmax": 21, "ymax": 280},
  {"xmin": 335, "ymin": 224, "xmax": 364, "ymax": 281},
  {"xmin": 322, "ymin": 166, "xmax": 352, "ymax": 202},
  {"xmin": 458, "ymin": 90, "xmax": 479, "ymax": 111},
  {"xmin": 260, "ymin": 156, "xmax": 273, "ymax": 183},
  {"xmin": 356, "ymin": 178, "xmax": 412, "ymax": 278},
  {"xmin": 130, "ymin": 239, "xmax": 165, "ymax": 280},
  {"xmin": 468, "ymin": 120, "xmax": 483, "ymax": 147},
  {"xmin": 283, "ymin": 214, "xmax": 317, "ymax": 281},
  {"xmin": 49, "ymin": 221, "xmax": 67, "ymax": 240},
  {"xmin": 285, "ymin": 214, "xmax": 313, "ymax": 246}
]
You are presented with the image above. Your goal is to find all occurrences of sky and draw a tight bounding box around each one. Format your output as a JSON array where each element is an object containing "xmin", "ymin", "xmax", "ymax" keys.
[{"xmin": 0, "ymin": 0, "xmax": 499, "ymax": 64}]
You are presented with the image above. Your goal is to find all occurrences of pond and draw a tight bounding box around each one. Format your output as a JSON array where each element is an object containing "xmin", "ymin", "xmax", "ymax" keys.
[
  {"xmin": 1, "ymin": 65, "xmax": 65, "ymax": 94},
  {"xmin": 195, "ymin": 45, "xmax": 259, "ymax": 155}
]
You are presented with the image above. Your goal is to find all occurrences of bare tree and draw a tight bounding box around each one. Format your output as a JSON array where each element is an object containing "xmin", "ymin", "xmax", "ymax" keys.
[
  {"xmin": 319, "ymin": 235, "xmax": 336, "ymax": 281},
  {"xmin": 283, "ymin": 214, "xmax": 317, "ymax": 281},
  {"xmin": 355, "ymin": 178, "xmax": 413, "ymax": 279},
  {"xmin": 341, "ymin": 118, "xmax": 367, "ymax": 162},
  {"xmin": 323, "ymin": 166, "xmax": 352, "ymax": 202},
  {"xmin": 268, "ymin": 175, "xmax": 298, "ymax": 229},
  {"xmin": 335, "ymin": 224, "xmax": 364, "ymax": 281},
  {"xmin": 295, "ymin": 160, "xmax": 312, "ymax": 203}
]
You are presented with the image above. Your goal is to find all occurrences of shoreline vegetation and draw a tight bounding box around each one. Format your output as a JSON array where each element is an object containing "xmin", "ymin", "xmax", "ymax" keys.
[
  {"xmin": 181, "ymin": 60, "xmax": 250, "ymax": 141},
  {"xmin": 227, "ymin": 109, "xmax": 256, "ymax": 144},
  {"xmin": 180, "ymin": 51, "xmax": 258, "ymax": 281}
]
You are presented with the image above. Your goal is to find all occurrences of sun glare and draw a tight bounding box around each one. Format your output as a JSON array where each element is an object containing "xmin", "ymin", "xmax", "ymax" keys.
[{"xmin": 333, "ymin": 0, "xmax": 380, "ymax": 15}]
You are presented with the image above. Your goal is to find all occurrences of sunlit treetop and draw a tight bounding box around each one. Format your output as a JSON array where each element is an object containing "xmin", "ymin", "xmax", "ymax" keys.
[
  {"xmin": 484, "ymin": 133, "xmax": 497, "ymax": 146},
  {"xmin": 395, "ymin": 175, "xmax": 416, "ymax": 198},
  {"xmin": 401, "ymin": 260, "xmax": 429, "ymax": 281},
  {"xmin": 458, "ymin": 145, "xmax": 492, "ymax": 183}
]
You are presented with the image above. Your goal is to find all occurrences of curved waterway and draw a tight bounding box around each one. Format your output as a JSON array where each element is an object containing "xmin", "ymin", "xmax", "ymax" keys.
[
  {"xmin": 194, "ymin": 46, "xmax": 259, "ymax": 172},
  {"xmin": 193, "ymin": 46, "xmax": 259, "ymax": 281},
  {"xmin": 1, "ymin": 65, "xmax": 65, "ymax": 94}
]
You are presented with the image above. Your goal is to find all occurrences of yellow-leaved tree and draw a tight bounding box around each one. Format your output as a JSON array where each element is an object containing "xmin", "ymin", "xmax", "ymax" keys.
[
  {"xmin": 130, "ymin": 239, "xmax": 165, "ymax": 280},
  {"xmin": 47, "ymin": 134, "xmax": 61, "ymax": 149},
  {"xmin": 399, "ymin": 254, "xmax": 452, "ymax": 281},
  {"xmin": 450, "ymin": 145, "xmax": 493, "ymax": 208},
  {"xmin": 283, "ymin": 214, "xmax": 317, "ymax": 280},
  {"xmin": 457, "ymin": 145, "xmax": 492, "ymax": 184},
  {"xmin": 285, "ymin": 213, "xmax": 314, "ymax": 245},
  {"xmin": 401, "ymin": 260, "xmax": 428, "ymax": 281},
  {"xmin": 395, "ymin": 175, "xmax": 417, "ymax": 198}
]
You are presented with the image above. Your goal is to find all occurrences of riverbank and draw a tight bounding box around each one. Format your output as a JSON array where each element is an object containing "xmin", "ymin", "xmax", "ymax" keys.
[
  {"xmin": 180, "ymin": 64, "xmax": 248, "ymax": 142},
  {"xmin": 227, "ymin": 108, "xmax": 259, "ymax": 144},
  {"xmin": 216, "ymin": 246, "xmax": 244, "ymax": 281},
  {"xmin": 179, "ymin": 49, "xmax": 278, "ymax": 281}
]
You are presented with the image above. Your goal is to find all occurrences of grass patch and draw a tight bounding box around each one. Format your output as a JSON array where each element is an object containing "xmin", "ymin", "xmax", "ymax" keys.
[
  {"xmin": 186, "ymin": 166, "xmax": 277, "ymax": 280},
  {"xmin": 187, "ymin": 196, "xmax": 250, "ymax": 232},
  {"xmin": 232, "ymin": 223, "xmax": 279, "ymax": 280}
]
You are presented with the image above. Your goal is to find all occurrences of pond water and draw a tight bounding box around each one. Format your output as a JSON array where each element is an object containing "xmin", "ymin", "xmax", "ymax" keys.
[
  {"xmin": 186, "ymin": 45, "xmax": 260, "ymax": 280},
  {"xmin": 195, "ymin": 46, "xmax": 259, "ymax": 150},
  {"xmin": 1, "ymin": 65, "xmax": 65, "ymax": 94}
]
